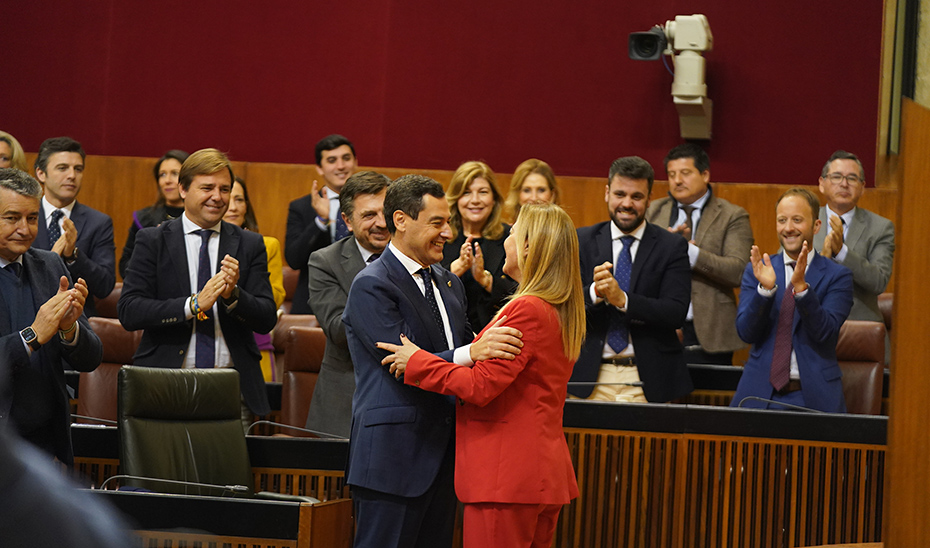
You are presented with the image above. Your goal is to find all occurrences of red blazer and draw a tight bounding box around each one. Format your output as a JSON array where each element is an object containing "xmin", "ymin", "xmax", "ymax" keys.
[{"xmin": 405, "ymin": 295, "xmax": 579, "ymax": 505}]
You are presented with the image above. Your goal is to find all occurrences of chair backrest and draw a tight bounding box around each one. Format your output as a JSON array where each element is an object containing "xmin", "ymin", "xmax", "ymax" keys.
[
  {"xmin": 272, "ymin": 314, "xmax": 319, "ymax": 381},
  {"xmin": 835, "ymin": 320, "xmax": 885, "ymax": 415},
  {"xmin": 280, "ymin": 267, "xmax": 300, "ymax": 314},
  {"xmin": 93, "ymin": 282, "xmax": 122, "ymax": 319},
  {"xmin": 77, "ymin": 317, "xmax": 142, "ymax": 423},
  {"xmin": 117, "ymin": 366, "xmax": 253, "ymax": 495},
  {"xmin": 280, "ymin": 326, "xmax": 327, "ymax": 434},
  {"xmin": 878, "ymin": 292, "xmax": 893, "ymax": 332}
]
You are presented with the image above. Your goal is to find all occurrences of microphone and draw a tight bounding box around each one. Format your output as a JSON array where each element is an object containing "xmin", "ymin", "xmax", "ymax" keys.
[
  {"xmin": 71, "ymin": 414, "xmax": 117, "ymax": 426},
  {"xmin": 737, "ymin": 396, "xmax": 825, "ymax": 413},
  {"xmin": 99, "ymin": 475, "xmax": 250, "ymax": 495},
  {"xmin": 246, "ymin": 420, "xmax": 348, "ymax": 439},
  {"xmin": 567, "ymin": 381, "xmax": 645, "ymax": 387}
]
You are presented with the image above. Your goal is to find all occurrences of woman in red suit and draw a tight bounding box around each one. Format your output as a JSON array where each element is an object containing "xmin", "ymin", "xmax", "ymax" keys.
[{"xmin": 378, "ymin": 202, "xmax": 585, "ymax": 548}]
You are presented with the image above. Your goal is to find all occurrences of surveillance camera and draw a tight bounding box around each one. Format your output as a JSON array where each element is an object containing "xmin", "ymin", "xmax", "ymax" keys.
[{"xmin": 628, "ymin": 26, "xmax": 667, "ymax": 61}]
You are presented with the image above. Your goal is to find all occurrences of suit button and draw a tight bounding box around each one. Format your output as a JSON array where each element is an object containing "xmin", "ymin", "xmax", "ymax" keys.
[
  {"xmin": 179, "ymin": 350, "xmax": 184, "ymax": 355},
  {"xmin": 414, "ymin": 380, "xmax": 420, "ymax": 386},
  {"xmin": 445, "ymin": 417, "xmax": 452, "ymax": 424}
]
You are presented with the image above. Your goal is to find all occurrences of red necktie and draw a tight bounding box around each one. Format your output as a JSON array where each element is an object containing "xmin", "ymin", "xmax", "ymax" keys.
[{"xmin": 770, "ymin": 266, "xmax": 796, "ymax": 390}]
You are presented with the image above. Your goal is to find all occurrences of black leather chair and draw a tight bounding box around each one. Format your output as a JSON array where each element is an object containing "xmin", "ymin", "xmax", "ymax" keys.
[{"xmin": 116, "ymin": 365, "xmax": 316, "ymax": 501}]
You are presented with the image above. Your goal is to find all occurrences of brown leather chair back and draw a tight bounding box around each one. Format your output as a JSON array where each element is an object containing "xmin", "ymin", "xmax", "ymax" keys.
[
  {"xmin": 280, "ymin": 326, "xmax": 326, "ymax": 435},
  {"xmin": 77, "ymin": 317, "xmax": 142, "ymax": 423},
  {"xmin": 271, "ymin": 314, "xmax": 318, "ymax": 381},
  {"xmin": 878, "ymin": 292, "xmax": 893, "ymax": 332},
  {"xmin": 835, "ymin": 320, "xmax": 885, "ymax": 415},
  {"xmin": 93, "ymin": 282, "xmax": 122, "ymax": 319},
  {"xmin": 280, "ymin": 267, "xmax": 301, "ymax": 314}
]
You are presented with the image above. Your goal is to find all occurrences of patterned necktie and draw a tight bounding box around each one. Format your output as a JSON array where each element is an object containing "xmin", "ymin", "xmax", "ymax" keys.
[
  {"xmin": 682, "ymin": 205, "xmax": 696, "ymax": 237},
  {"xmin": 334, "ymin": 208, "xmax": 350, "ymax": 240},
  {"xmin": 418, "ymin": 267, "xmax": 449, "ymax": 349},
  {"xmin": 770, "ymin": 262, "xmax": 796, "ymax": 390},
  {"xmin": 195, "ymin": 229, "xmax": 215, "ymax": 368},
  {"xmin": 606, "ymin": 235, "xmax": 635, "ymax": 353},
  {"xmin": 367, "ymin": 253, "xmax": 380, "ymax": 264},
  {"xmin": 48, "ymin": 209, "xmax": 64, "ymax": 249}
]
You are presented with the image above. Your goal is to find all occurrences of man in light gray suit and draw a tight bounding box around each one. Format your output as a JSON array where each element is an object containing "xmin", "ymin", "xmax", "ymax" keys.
[
  {"xmin": 814, "ymin": 150, "xmax": 894, "ymax": 363},
  {"xmin": 646, "ymin": 144, "xmax": 753, "ymax": 365},
  {"xmin": 305, "ymin": 171, "xmax": 392, "ymax": 437}
]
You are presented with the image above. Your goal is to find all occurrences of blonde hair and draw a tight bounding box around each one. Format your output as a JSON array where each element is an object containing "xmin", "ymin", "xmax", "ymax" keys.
[
  {"xmin": 446, "ymin": 161, "xmax": 504, "ymax": 240},
  {"xmin": 508, "ymin": 203, "xmax": 585, "ymax": 359},
  {"xmin": 0, "ymin": 131, "xmax": 28, "ymax": 172},
  {"xmin": 504, "ymin": 158, "xmax": 560, "ymax": 223}
]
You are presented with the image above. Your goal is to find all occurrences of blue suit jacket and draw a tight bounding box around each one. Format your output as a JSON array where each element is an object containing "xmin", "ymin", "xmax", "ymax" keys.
[
  {"xmin": 117, "ymin": 218, "xmax": 276, "ymax": 416},
  {"xmin": 343, "ymin": 245, "xmax": 471, "ymax": 497},
  {"xmin": 572, "ymin": 221, "xmax": 693, "ymax": 402},
  {"xmin": 34, "ymin": 202, "xmax": 116, "ymax": 317},
  {"xmin": 0, "ymin": 248, "xmax": 102, "ymax": 465},
  {"xmin": 731, "ymin": 252, "xmax": 853, "ymax": 412}
]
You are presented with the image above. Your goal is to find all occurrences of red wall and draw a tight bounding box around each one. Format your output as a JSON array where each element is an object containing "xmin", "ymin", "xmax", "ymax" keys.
[{"xmin": 5, "ymin": 0, "xmax": 883, "ymax": 184}]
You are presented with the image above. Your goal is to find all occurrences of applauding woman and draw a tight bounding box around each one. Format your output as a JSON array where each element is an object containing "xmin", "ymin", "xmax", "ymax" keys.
[
  {"xmin": 442, "ymin": 161, "xmax": 518, "ymax": 330},
  {"xmin": 379, "ymin": 203, "xmax": 584, "ymax": 548}
]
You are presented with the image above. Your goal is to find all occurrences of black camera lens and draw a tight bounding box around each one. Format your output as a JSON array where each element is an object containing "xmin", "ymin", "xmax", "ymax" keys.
[{"xmin": 628, "ymin": 27, "xmax": 667, "ymax": 61}]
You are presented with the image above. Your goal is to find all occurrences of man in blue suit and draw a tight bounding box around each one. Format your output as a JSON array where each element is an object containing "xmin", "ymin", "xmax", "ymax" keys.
[
  {"xmin": 32, "ymin": 137, "xmax": 116, "ymax": 317},
  {"xmin": 343, "ymin": 174, "xmax": 522, "ymax": 548},
  {"xmin": 732, "ymin": 188, "xmax": 853, "ymax": 412},
  {"xmin": 0, "ymin": 168, "xmax": 102, "ymax": 465}
]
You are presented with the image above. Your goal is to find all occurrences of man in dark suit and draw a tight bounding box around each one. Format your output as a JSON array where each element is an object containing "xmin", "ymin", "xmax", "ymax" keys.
[
  {"xmin": 646, "ymin": 144, "xmax": 753, "ymax": 364},
  {"xmin": 571, "ymin": 156, "xmax": 693, "ymax": 403},
  {"xmin": 0, "ymin": 168, "xmax": 102, "ymax": 465},
  {"xmin": 732, "ymin": 188, "xmax": 853, "ymax": 412},
  {"xmin": 32, "ymin": 137, "xmax": 116, "ymax": 317},
  {"xmin": 118, "ymin": 149, "xmax": 276, "ymax": 425},
  {"xmin": 814, "ymin": 150, "xmax": 894, "ymax": 363},
  {"xmin": 285, "ymin": 134, "xmax": 358, "ymax": 314},
  {"xmin": 305, "ymin": 171, "xmax": 391, "ymax": 438},
  {"xmin": 343, "ymin": 174, "xmax": 522, "ymax": 548}
]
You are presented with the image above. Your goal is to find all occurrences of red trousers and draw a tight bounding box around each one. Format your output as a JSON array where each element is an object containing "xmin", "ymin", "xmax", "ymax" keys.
[{"xmin": 463, "ymin": 502, "xmax": 563, "ymax": 548}]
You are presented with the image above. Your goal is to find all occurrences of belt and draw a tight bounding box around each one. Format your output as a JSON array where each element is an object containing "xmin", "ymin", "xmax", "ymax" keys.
[
  {"xmin": 603, "ymin": 356, "xmax": 636, "ymax": 367},
  {"xmin": 777, "ymin": 379, "xmax": 802, "ymax": 394}
]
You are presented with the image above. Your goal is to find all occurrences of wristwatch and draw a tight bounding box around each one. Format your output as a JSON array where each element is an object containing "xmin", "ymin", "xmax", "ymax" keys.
[
  {"xmin": 20, "ymin": 327, "xmax": 41, "ymax": 351},
  {"xmin": 63, "ymin": 247, "xmax": 79, "ymax": 264}
]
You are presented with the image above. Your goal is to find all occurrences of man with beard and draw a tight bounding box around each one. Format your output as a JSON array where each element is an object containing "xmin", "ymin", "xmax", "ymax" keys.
[
  {"xmin": 731, "ymin": 188, "xmax": 852, "ymax": 412},
  {"xmin": 570, "ymin": 156, "xmax": 693, "ymax": 403},
  {"xmin": 304, "ymin": 171, "xmax": 392, "ymax": 438}
]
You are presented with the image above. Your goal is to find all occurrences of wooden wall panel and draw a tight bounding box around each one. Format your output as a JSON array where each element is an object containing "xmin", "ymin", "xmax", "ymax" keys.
[{"xmin": 884, "ymin": 98, "xmax": 930, "ymax": 547}]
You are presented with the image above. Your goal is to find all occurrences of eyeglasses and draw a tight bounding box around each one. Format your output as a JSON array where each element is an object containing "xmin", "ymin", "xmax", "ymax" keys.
[{"xmin": 825, "ymin": 173, "xmax": 863, "ymax": 185}]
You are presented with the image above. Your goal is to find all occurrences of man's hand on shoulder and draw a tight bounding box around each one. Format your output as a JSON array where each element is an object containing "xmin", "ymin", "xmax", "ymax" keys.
[{"xmin": 469, "ymin": 315, "xmax": 523, "ymax": 362}]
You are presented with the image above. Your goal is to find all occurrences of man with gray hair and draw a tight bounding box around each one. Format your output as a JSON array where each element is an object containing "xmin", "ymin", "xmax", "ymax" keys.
[{"xmin": 0, "ymin": 168, "xmax": 102, "ymax": 465}]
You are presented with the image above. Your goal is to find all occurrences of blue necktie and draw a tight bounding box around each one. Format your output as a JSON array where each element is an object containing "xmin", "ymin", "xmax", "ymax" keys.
[
  {"xmin": 195, "ymin": 229, "xmax": 215, "ymax": 368},
  {"xmin": 418, "ymin": 268, "xmax": 449, "ymax": 350},
  {"xmin": 334, "ymin": 208, "xmax": 350, "ymax": 240},
  {"xmin": 48, "ymin": 209, "xmax": 64, "ymax": 249},
  {"xmin": 607, "ymin": 236, "xmax": 634, "ymax": 353}
]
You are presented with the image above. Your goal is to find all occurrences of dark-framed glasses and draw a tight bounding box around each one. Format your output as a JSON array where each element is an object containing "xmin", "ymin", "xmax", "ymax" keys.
[{"xmin": 826, "ymin": 173, "xmax": 862, "ymax": 185}]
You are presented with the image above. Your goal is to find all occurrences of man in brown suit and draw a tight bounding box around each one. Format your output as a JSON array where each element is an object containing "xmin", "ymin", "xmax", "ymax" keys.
[{"xmin": 646, "ymin": 144, "xmax": 753, "ymax": 364}]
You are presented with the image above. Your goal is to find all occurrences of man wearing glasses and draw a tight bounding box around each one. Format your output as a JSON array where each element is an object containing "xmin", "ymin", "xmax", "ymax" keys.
[{"xmin": 814, "ymin": 150, "xmax": 894, "ymax": 363}]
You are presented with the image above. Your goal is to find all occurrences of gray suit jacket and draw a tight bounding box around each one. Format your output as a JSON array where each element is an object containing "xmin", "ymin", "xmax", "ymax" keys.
[
  {"xmin": 813, "ymin": 206, "xmax": 894, "ymax": 324},
  {"xmin": 646, "ymin": 191, "xmax": 753, "ymax": 353},
  {"xmin": 304, "ymin": 236, "xmax": 367, "ymax": 437}
]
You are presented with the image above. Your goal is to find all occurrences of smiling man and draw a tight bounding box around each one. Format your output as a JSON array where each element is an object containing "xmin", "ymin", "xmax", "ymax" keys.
[
  {"xmin": 304, "ymin": 171, "xmax": 392, "ymax": 438},
  {"xmin": 343, "ymin": 174, "xmax": 524, "ymax": 548},
  {"xmin": 285, "ymin": 134, "xmax": 359, "ymax": 314},
  {"xmin": 731, "ymin": 188, "xmax": 853, "ymax": 412},
  {"xmin": 32, "ymin": 137, "xmax": 115, "ymax": 317},
  {"xmin": 813, "ymin": 150, "xmax": 894, "ymax": 363},
  {"xmin": 646, "ymin": 144, "xmax": 753, "ymax": 365},
  {"xmin": 570, "ymin": 156, "xmax": 693, "ymax": 403},
  {"xmin": 118, "ymin": 149, "xmax": 277, "ymax": 428}
]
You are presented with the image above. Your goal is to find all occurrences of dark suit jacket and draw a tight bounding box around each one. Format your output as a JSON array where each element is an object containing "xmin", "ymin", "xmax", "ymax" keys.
[
  {"xmin": 284, "ymin": 194, "xmax": 332, "ymax": 314},
  {"xmin": 0, "ymin": 248, "xmax": 102, "ymax": 464},
  {"xmin": 304, "ymin": 236, "xmax": 368, "ymax": 437},
  {"xmin": 646, "ymin": 191, "xmax": 753, "ymax": 353},
  {"xmin": 117, "ymin": 218, "xmax": 276, "ymax": 416},
  {"xmin": 343, "ymin": 245, "xmax": 471, "ymax": 497},
  {"xmin": 731, "ymin": 253, "xmax": 853, "ymax": 413},
  {"xmin": 813, "ymin": 206, "xmax": 894, "ymax": 324},
  {"xmin": 34, "ymin": 202, "xmax": 116, "ymax": 318},
  {"xmin": 441, "ymin": 225, "xmax": 518, "ymax": 331},
  {"xmin": 572, "ymin": 221, "xmax": 693, "ymax": 402}
]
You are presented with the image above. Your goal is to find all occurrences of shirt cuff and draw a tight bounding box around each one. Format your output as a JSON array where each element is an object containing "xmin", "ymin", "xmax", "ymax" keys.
[
  {"xmin": 834, "ymin": 244, "xmax": 849, "ymax": 263},
  {"xmin": 60, "ymin": 322, "xmax": 81, "ymax": 347},
  {"xmin": 184, "ymin": 297, "xmax": 195, "ymax": 320},
  {"xmin": 688, "ymin": 242, "xmax": 700, "ymax": 267},
  {"xmin": 314, "ymin": 215, "xmax": 328, "ymax": 231},
  {"xmin": 757, "ymin": 284, "xmax": 777, "ymax": 298},
  {"xmin": 453, "ymin": 345, "xmax": 474, "ymax": 366}
]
